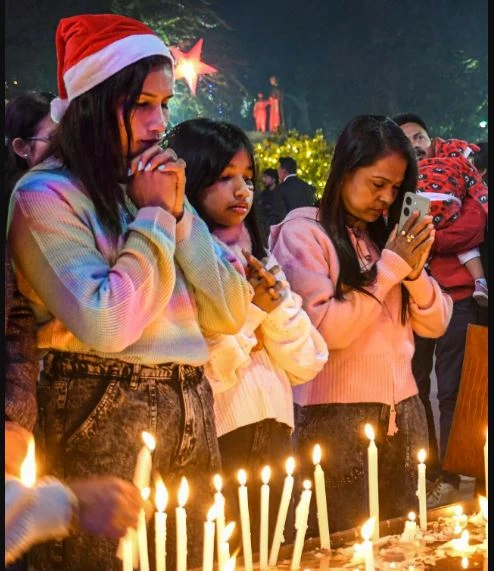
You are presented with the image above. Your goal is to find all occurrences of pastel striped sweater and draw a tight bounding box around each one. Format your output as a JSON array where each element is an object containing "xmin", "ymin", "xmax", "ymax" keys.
[
  {"xmin": 269, "ymin": 207, "xmax": 453, "ymax": 408},
  {"xmin": 7, "ymin": 159, "xmax": 252, "ymax": 365}
]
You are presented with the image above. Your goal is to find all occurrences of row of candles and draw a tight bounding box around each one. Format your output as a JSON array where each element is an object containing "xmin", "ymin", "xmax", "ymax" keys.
[{"xmin": 20, "ymin": 425, "xmax": 488, "ymax": 571}]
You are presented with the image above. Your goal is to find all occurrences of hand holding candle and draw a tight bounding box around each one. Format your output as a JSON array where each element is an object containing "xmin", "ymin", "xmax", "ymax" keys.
[
  {"xmin": 154, "ymin": 475, "xmax": 168, "ymax": 571},
  {"xmin": 176, "ymin": 476, "xmax": 189, "ymax": 571},
  {"xmin": 237, "ymin": 469, "xmax": 253, "ymax": 571},
  {"xmin": 269, "ymin": 456, "xmax": 295, "ymax": 568},
  {"xmin": 364, "ymin": 424, "xmax": 379, "ymax": 540},
  {"xmin": 417, "ymin": 449, "xmax": 427, "ymax": 531},
  {"xmin": 313, "ymin": 444, "xmax": 331, "ymax": 550},
  {"xmin": 259, "ymin": 466, "xmax": 271, "ymax": 571},
  {"xmin": 290, "ymin": 480, "xmax": 312, "ymax": 571}
]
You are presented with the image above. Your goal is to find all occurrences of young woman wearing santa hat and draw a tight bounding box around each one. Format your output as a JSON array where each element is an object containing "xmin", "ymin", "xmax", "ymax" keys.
[{"xmin": 7, "ymin": 13, "xmax": 252, "ymax": 571}]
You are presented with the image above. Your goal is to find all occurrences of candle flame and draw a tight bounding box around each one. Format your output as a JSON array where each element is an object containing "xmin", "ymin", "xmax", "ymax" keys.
[
  {"xmin": 155, "ymin": 476, "xmax": 168, "ymax": 513},
  {"xmin": 286, "ymin": 456, "xmax": 295, "ymax": 475},
  {"xmin": 361, "ymin": 517, "xmax": 376, "ymax": 541},
  {"xmin": 206, "ymin": 504, "xmax": 217, "ymax": 522},
  {"xmin": 364, "ymin": 423, "xmax": 375, "ymax": 441},
  {"xmin": 479, "ymin": 496, "xmax": 488, "ymax": 521},
  {"xmin": 407, "ymin": 511, "xmax": 416, "ymax": 522},
  {"xmin": 303, "ymin": 479, "xmax": 312, "ymax": 491},
  {"xmin": 237, "ymin": 469, "xmax": 247, "ymax": 486},
  {"xmin": 20, "ymin": 437, "xmax": 36, "ymax": 487},
  {"xmin": 141, "ymin": 486, "xmax": 151, "ymax": 501},
  {"xmin": 454, "ymin": 505, "xmax": 464, "ymax": 517},
  {"xmin": 312, "ymin": 443, "xmax": 322, "ymax": 465},
  {"xmin": 261, "ymin": 465, "xmax": 271, "ymax": 484},
  {"xmin": 221, "ymin": 521, "xmax": 235, "ymax": 543},
  {"xmin": 213, "ymin": 473, "xmax": 222, "ymax": 492},
  {"xmin": 177, "ymin": 476, "xmax": 189, "ymax": 507},
  {"xmin": 461, "ymin": 556, "xmax": 468, "ymax": 569},
  {"xmin": 460, "ymin": 529, "xmax": 469, "ymax": 544},
  {"xmin": 418, "ymin": 448, "xmax": 426, "ymax": 463},
  {"xmin": 142, "ymin": 431, "xmax": 156, "ymax": 452}
]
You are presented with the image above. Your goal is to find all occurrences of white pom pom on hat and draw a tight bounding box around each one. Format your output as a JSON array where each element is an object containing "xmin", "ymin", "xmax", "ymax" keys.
[{"xmin": 51, "ymin": 13, "xmax": 173, "ymax": 123}]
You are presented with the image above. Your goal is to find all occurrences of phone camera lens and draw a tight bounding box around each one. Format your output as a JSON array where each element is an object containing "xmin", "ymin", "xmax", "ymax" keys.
[
  {"xmin": 403, "ymin": 207, "xmax": 410, "ymax": 217},
  {"xmin": 405, "ymin": 196, "xmax": 412, "ymax": 205}
]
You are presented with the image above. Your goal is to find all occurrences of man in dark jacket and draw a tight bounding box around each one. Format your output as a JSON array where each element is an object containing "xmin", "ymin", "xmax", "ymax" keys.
[
  {"xmin": 277, "ymin": 156, "xmax": 315, "ymax": 212},
  {"xmin": 254, "ymin": 168, "xmax": 287, "ymax": 243}
]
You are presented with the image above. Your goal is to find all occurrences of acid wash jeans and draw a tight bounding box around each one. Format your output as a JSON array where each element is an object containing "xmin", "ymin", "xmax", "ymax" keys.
[
  {"xmin": 293, "ymin": 395, "xmax": 428, "ymax": 536},
  {"xmin": 29, "ymin": 351, "xmax": 220, "ymax": 571}
]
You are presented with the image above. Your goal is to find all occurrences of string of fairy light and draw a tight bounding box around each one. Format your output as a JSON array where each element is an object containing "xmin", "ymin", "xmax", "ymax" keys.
[{"xmin": 254, "ymin": 130, "xmax": 334, "ymax": 199}]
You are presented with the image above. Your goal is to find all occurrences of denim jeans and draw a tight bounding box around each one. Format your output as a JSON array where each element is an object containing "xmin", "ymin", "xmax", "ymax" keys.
[
  {"xmin": 293, "ymin": 395, "xmax": 428, "ymax": 536},
  {"xmin": 218, "ymin": 419, "xmax": 294, "ymax": 553},
  {"xmin": 412, "ymin": 296, "xmax": 479, "ymax": 488},
  {"xmin": 30, "ymin": 351, "xmax": 220, "ymax": 571}
]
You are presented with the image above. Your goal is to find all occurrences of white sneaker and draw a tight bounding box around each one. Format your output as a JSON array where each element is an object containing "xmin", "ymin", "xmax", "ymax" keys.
[{"xmin": 426, "ymin": 480, "xmax": 456, "ymax": 508}]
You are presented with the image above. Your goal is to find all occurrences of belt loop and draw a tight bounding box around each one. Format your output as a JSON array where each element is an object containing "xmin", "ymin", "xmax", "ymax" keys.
[{"xmin": 129, "ymin": 363, "xmax": 141, "ymax": 389}]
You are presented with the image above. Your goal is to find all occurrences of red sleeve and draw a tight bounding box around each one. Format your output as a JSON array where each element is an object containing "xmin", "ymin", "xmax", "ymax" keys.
[{"xmin": 431, "ymin": 195, "xmax": 487, "ymax": 255}]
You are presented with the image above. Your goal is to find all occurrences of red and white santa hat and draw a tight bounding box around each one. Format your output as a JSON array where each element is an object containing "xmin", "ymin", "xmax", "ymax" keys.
[{"xmin": 51, "ymin": 13, "xmax": 173, "ymax": 122}]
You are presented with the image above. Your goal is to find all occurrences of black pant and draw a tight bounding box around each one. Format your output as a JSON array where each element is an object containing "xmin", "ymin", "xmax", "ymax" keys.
[{"xmin": 411, "ymin": 296, "xmax": 479, "ymax": 488}]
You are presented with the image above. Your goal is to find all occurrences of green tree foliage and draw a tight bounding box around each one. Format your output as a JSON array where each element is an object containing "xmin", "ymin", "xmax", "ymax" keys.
[{"xmin": 253, "ymin": 130, "xmax": 334, "ymax": 199}]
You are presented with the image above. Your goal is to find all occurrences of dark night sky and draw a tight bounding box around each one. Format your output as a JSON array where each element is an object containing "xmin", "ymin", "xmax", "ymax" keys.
[{"xmin": 5, "ymin": 0, "xmax": 489, "ymax": 140}]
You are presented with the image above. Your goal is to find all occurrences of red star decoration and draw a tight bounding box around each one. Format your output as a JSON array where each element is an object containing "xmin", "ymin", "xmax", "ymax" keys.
[{"xmin": 170, "ymin": 38, "xmax": 218, "ymax": 96}]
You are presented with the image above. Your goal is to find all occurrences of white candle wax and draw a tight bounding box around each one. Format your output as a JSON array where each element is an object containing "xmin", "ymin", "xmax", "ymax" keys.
[
  {"xmin": 122, "ymin": 530, "xmax": 134, "ymax": 571},
  {"xmin": 218, "ymin": 522, "xmax": 235, "ymax": 571},
  {"xmin": 154, "ymin": 477, "xmax": 168, "ymax": 571},
  {"xmin": 202, "ymin": 505, "xmax": 216, "ymax": 571},
  {"xmin": 176, "ymin": 477, "xmax": 189, "ymax": 571},
  {"xmin": 269, "ymin": 457, "xmax": 295, "ymax": 568},
  {"xmin": 137, "ymin": 488, "xmax": 150, "ymax": 571},
  {"xmin": 417, "ymin": 449, "xmax": 427, "ymax": 531},
  {"xmin": 400, "ymin": 512, "xmax": 417, "ymax": 542},
  {"xmin": 313, "ymin": 444, "xmax": 331, "ymax": 550},
  {"xmin": 259, "ymin": 466, "xmax": 271, "ymax": 571},
  {"xmin": 365, "ymin": 424, "xmax": 379, "ymax": 540},
  {"xmin": 290, "ymin": 480, "xmax": 312, "ymax": 570},
  {"xmin": 237, "ymin": 469, "xmax": 253, "ymax": 571},
  {"xmin": 213, "ymin": 475, "xmax": 226, "ymax": 567}
]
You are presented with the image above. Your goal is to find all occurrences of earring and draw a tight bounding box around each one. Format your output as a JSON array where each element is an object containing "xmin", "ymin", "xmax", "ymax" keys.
[{"xmin": 23, "ymin": 153, "xmax": 28, "ymax": 158}]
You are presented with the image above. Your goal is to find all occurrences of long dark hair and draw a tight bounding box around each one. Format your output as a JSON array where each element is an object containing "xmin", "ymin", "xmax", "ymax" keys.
[
  {"xmin": 164, "ymin": 118, "xmax": 265, "ymax": 259},
  {"xmin": 318, "ymin": 114, "xmax": 418, "ymax": 323},
  {"xmin": 57, "ymin": 55, "xmax": 171, "ymax": 239},
  {"xmin": 5, "ymin": 91, "xmax": 55, "ymax": 201}
]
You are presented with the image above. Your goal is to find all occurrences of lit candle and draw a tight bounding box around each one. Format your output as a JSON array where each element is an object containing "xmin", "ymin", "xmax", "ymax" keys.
[
  {"xmin": 290, "ymin": 480, "xmax": 312, "ymax": 570},
  {"xmin": 484, "ymin": 430, "xmax": 488, "ymax": 497},
  {"xmin": 461, "ymin": 556, "xmax": 469, "ymax": 569},
  {"xmin": 118, "ymin": 431, "xmax": 156, "ymax": 564},
  {"xmin": 154, "ymin": 476, "xmax": 168, "ymax": 571},
  {"xmin": 259, "ymin": 466, "xmax": 271, "ymax": 571},
  {"xmin": 137, "ymin": 487, "xmax": 150, "ymax": 571},
  {"xmin": 237, "ymin": 469, "xmax": 253, "ymax": 571},
  {"xmin": 452, "ymin": 530, "xmax": 470, "ymax": 554},
  {"xmin": 134, "ymin": 432, "xmax": 156, "ymax": 490},
  {"xmin": 312, "ymin": 444, "xmax": 330, "ymax": 550},
  {"xmin": 202, "ymin": 504, "xmax": 217, "ymax": 571},
  {"xmin": 361, "ymin": 517, "xmax": 375, "ymax": 571},
  {"xmin": 269, "ymin": 456, "xmax": 295, "ymax": 568},
  {"xmin": 20, "ymin": 437, "xmax": 36, "ymax": 487},
  {"xmin": 364, "ymin": 424, "xmax": 379, "ymax": 540},
  {"xmin": 213, "ymin": 474, "xmax": 226, "ymax": 567},
  {"xmin": 218, "ymin": 522, "xmax": 235, "ymax": 571},
  {"xmin": 176, "ymin": 476, "xmax": 189, "ymax": 571},
  {"xmin": 401, "ymin": 511, "xmax": 417, "ymax": 542},
  {"xmin": 417, "ymin": 449, "xmax": 427, "ymax": 531}
]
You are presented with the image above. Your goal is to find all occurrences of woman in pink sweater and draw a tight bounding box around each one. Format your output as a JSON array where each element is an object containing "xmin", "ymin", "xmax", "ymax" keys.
[{"xmin": 270, "ymin": 115, "xmax": 453, "ymax": 534}]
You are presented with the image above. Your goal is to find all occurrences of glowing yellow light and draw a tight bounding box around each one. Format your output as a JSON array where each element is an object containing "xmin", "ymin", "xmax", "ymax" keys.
[{"xmin": 20, "ymin": 437, "xmax": 36, "ymax": 487}]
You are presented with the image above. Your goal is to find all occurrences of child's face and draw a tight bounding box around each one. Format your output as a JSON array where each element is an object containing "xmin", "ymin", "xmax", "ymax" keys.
[
  {"xmin": 201, "ymin": 148, "xmax": 255, "ymax": 228},
  {"xmin": 119, "ymin": 65, "xmax": 174, "ymax": 159}
]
